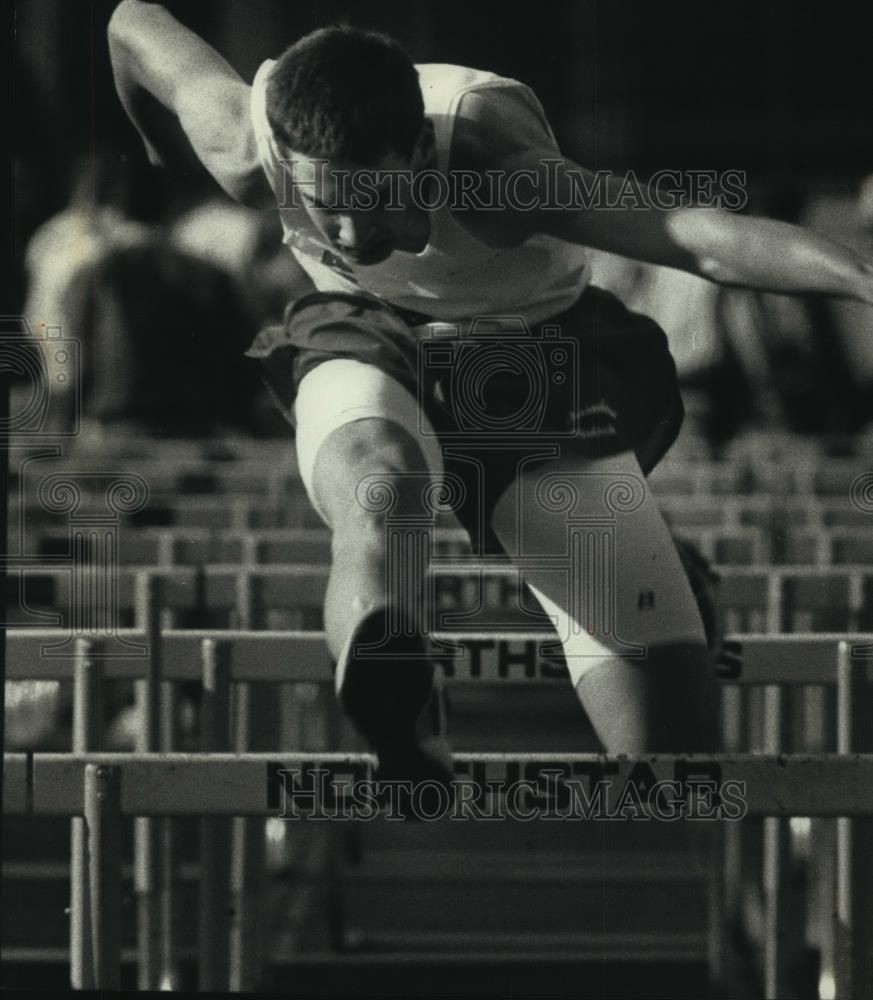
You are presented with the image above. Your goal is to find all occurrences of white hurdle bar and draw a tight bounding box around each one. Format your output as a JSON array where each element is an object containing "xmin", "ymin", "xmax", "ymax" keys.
[
  {"xmin": 7, "ymin": 563, "xmax": 873, "ymax": 634},
  {"xmin": 4, "ymin": 629, "xmax": 873, "ymax": 685},
  {"xmin": 8, "ymin": 743, "xmax": 873, "ymax": 999},
  {"xmin": 5, "ymin": 632, "xmax": 873, "ymax": 998},
  {"xmin": 7, "ymin": 752, "xmax": 873, "ymax": 820},
  {"xmin": 18, "ymin": 443, "xmax": 867, "ymax": 496}
]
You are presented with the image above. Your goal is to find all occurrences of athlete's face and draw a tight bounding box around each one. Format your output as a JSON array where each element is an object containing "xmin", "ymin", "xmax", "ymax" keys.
[{"xmin": 283, "ymin": 122, "xmax": 436, "ymax": 266}]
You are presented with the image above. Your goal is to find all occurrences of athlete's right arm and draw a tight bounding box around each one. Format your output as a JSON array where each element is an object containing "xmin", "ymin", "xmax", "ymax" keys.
[{"xmin": 108, "ymin": 0, "xmax": 272, "ymax": 207}]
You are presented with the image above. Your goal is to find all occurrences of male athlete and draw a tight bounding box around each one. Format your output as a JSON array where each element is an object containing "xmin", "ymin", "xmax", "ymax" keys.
[{"xmin": 108, "ymin": 2, "xmax": 873, "ymax": 792}]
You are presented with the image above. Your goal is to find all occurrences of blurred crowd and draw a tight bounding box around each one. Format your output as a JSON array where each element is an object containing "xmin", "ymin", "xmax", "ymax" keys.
[{"xmin": 19, "ymin": 151, "xmax": 312, "ymax": 439}]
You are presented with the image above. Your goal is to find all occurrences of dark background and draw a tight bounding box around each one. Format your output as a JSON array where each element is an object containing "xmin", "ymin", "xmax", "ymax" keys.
[{"xmin": 11, "ymin": 0, "xmax": 873, "ymax": 301}]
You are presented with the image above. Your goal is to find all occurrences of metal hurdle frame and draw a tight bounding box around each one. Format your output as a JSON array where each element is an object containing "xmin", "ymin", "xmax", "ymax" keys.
[
  {"xmin": 8, "ymin": 403, "xmax": 873, "ymax": 997},
  {"xmin": 20, "ymin": 440, "xmax": 866, "ymax": 499},
  {"xmin": 5, "ymin": 748, "xmax": 873, "ymax": 996},
  {"xmin": 20, "ymin": 522, "xmax": 873, "ymax": 570},
  {"xmin": 9, "ymin": 562, "xmax": 873, "ymax": 637},
  {"xmin": 9, "ymin": 491, "xmax": 873, "ymax": 531},
  {"xmin": 4, "ymin": 629, "xmax": 873, "ymax": 997}
]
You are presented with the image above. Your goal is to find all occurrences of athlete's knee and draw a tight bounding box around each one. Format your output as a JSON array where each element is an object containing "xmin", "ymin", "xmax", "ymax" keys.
[
  {"xmin": 320, "ymin": 418, "xmax": 429, "ymax": 477},
  {"xmin": 314, "ymin": 418, "xmax": 434, "ymax": 527}
]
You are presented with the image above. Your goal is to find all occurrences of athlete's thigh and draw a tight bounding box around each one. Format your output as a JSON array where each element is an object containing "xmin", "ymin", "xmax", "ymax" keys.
[
  {"xmin": 489, "ymin": 448, "xmax": 706, "ymax": 681},
  {"xmin": 294, "ymin": 358, "xmax": 446, "ymax": 529},
  {"xmin": 489, "ymin": 448, "xmax": 716, "ymax": 750}
]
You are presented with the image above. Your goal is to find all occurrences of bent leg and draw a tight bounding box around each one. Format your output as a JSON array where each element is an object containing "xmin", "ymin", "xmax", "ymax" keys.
[
  {"xmin": 294, "ymin": 358, "xmax": 447, "ymax": 661},
  {"xmin": 293, "ymin": 360, "xmax": 454, "ymax": 790},
  {"xmin": 490, "ymin": 449, "xmax": 718, "ymax": 753},
  {"xmin": 312, "ymin": 415, "xmax": 436, "ymax": 662}
]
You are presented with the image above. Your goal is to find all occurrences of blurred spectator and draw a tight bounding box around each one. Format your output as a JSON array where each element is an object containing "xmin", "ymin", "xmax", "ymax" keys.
[
  {"xmin": 64, "ymin": 241, "xmax": 263, "ymax": 434},
  {"xmin": 23, "ymin": 154, "xmax": 290, "ymax": 436},
  {"xmin": 589, "ymin": 252, "xmax": 759, "ymax": 443},
  {"xmin": 170, "ymin": 195, "xmax": 314, "ymax": 326},
  {"xmin": 591, "ymin": 175, "xmax": 873, "ymax": 444},
  {"xmin": 802, "ymin": 175, "xmax": 873, "ymax": 430},
  {"xmin": 589, "ymin": 252, "xmax": 722, "ymax": 378},
  {"xmin": 23, "ymin": 152, "xmax": 154, "ymax": 405},
  {"xmin": 23, "ymin": 152, "xmax": 159, "ymax": 431}
]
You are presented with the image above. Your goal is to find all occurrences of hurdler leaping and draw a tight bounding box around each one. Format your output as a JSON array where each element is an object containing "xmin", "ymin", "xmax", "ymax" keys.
[{"xmin": 109, "ymin": 1, "xmax": 873, "ymax": 795}]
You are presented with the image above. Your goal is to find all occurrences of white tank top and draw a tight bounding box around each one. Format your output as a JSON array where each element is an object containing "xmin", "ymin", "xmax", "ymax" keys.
[{"xmin": 250, "ymin": 60, "xmax": 590, "ymax": 324}]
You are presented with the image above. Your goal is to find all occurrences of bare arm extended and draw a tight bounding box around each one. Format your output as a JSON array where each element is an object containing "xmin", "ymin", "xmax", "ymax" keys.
[
  {"xmin": 539, "ymin": 163, "xmax": 873, "ymax": 306},
  {"xmin": 107, "ymin": 0, "xmax": 272, "ymax": 207},
  {"xmin": 455, "ymin": 90, "xmax": 873, "ymax": 306}
]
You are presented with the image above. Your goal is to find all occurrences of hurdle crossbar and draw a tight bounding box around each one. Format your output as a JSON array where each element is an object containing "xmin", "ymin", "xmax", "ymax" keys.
[
  {"xmin": 4, "ymin": 630, "xmax": 873, "ymax": 685},
  {"xmin": 6, "ymin": 752, "xmax": 873, "ymax": 818}
]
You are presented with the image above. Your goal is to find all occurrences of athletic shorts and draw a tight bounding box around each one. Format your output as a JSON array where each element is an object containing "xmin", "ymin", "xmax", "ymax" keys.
[{"xmin": 247, "ymin": 286, "xmax": 684, "ymax": 549}]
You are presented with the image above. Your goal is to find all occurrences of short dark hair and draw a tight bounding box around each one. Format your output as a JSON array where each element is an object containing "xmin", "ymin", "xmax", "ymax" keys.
[{"xmin": 266, "ymin": 25, "xmax": 424, "ymax": 164}]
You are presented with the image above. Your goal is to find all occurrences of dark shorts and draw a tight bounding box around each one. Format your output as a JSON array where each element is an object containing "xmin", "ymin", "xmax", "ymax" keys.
[{"xmin": 249, "ymin": 286, "xmax": 684, "ymax": 547}]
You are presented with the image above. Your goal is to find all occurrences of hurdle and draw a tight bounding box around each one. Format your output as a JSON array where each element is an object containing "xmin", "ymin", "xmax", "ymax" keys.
[
  {"xmin": 22, "ymin": 520, "xmax": 873, "ymax": 573},
  {"xmin": 5, "ymin": 628, "xmax": 873, "ymax": 995},
  {"xmin": 13, "ymin": 434, "xmax": 295, "ymax": 467},
  {"xmin": 12, "ymin": 459, "xmax": 836, "ymax": 500},
  {"xmin": 69, "ymin": 638, "xmax": 105, "ymax": 989},
  {"xmin": 21, "ymin": 435, "xmax": 867, "ymax": 499},
  {"xmin": 648, "ymin": 456, "xmax": 870, "ymax": 499},
  {"xmin": 19, "ymin": 523, "xmax": 784, "ymax": 567},
  {"xmin": 8, "ymin": 753, "xmax": 873, "ymax": 820},
  {"xmin": 8, "ymin": 562, "xmax": 873, "ymax": 635},
  {"xmin": 5, "ymin": 749, "xmax": 873, "ymax": 996},
  {"xmin": 8, "ymin": 461, "xmax": 301, "ymax": 502},
  {"xmin": 6, "ymin": 628, "xmax": 873, "ymax": 684},
  {"xmin": 12, "ymin": 749, "xmax": 873, "ymax": 817},
  {"xmin": 8, "ymin": 424, "xmax": 873, "ymax": 996},
  {"xmin": 13, "ymin": 630, "xmax": 294, "ymax": 991},
  {"xmin": 8, "ymin": 491, "xmax": 869, "ymax": 532}
]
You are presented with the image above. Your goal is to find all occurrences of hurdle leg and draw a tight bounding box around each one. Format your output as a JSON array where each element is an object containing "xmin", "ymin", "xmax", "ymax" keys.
[
  {"xmin": 324, "ymin": 688, "xmax": 346, "ymax": 952},
  {"xmin": 84, "ymin": 764, "xmax": 123, "ymax": 990},
  {"xmin": 762, "ymin": 684, "xmax": 805, "ymax": 999},
  {"xmin": 133, "ymin": 811, "xmax": 161, "ymax": 989},
  {"xmin": 228, "ymin": 564, "xmax": 268, "ymax": 989},
  {"xmin": 709, "ymin": 681, "xmax": 743, "ymax": 990},
  {"xmin": 803, "ymin": 684, "xmax": 836, "ymax": 994},
  {"xmin": 159, "ymin": 681, "xmax": 179, "ymax": 989},
  {"xmin": 706, "ymin": 812, "xmax": 727, "ymax": 988},
  {"xmin": 739, "ymin": 687, "xmax": 765, "ymax": 951},
  {"xmin": 70, "ymin": 638, "xmax": 103, "ymax": 990},
  {"xmin": 721, "ymin": 684, "xmax": 743, "ymax": 923},
  {"xmin": 229, "ymin": 682, "xmax": 266, "ymax": 991},
  {"xmin": 247, "ymin": 564, "xmax": 294, "ymax": 752},
  {"xmin": 199, "ymin": 639, "xmax": 233, "ymax": 991},
  {"xmin": 133, "ymin": 575, "xmax": 166, "ymax": 989},
  {"xmin": 762, "ymin": 684, "xmax": 788, "ymax": 998},
  {"xmin": 834, "ymin": 641, "xmax": 873, "ymax": 999}
]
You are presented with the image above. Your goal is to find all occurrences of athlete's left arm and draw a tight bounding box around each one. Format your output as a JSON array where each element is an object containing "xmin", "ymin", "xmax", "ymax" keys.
[
  {"xmin": 537, "ymin": 161, "xmax": 873, "ymax": 305},
  {"xmin": 456, "ymin": 92, "xmax": 873, "ymax": 306}
]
